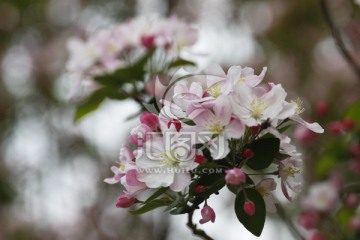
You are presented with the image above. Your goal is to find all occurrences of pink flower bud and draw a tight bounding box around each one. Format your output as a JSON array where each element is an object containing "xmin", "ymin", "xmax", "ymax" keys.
[
  {"xmin": 244, "ymin": 201, "xmax": 256, "ymax": 216},
  {"xmin": 299, "ymin": 210, "xmax": 319, "ymax": 229},
  {"xmin": 243, "ymin": 148, "xmax": 254, "ymax": 159},
  {"xmin": 140, "ymin": 112, "xmax": 159, "ymax": 130},
  {"xmin": 140, "ymin": 35, "xmax": 155, "ymax": 49},
  {"xmin": 225, "ymin": 168, "xmax": 246, "ymax": 185},
  {"xmin": 350, "ymin": 216, "xmax": 360, "ymax": 231},
  {"xmin": 345, "ymin": 192, "xmax": 359, "ymax": 209},
  {"xmin": 316, "ymin": 102, "xmax": 328, "ymax": 118},
  {"xmin": 199, "ymin": 205, "xmax": 216, "ymax": 224},
  {"xmin": 294, "ymin": 125, "xmax": 316, "ymax": 143},
  {"xmin": 116, "ymin": 194, "xmax": 135, "ymax": 208},
  {"xmin": 342, "ymin": 118, "xmax": 355, "ymax": 131},
  {"xmin": 328, "ymin": 121, "xmax": 343, "ymax": 135},
  {"xmin": 167, "ymin": 118, "xmax": 182, "ymax": 132}
]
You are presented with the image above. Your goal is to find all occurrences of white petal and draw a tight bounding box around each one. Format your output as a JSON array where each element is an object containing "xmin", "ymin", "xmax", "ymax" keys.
[{"xmin": 291, "ymin": 115, "xmax": 324, "ymax": 133}]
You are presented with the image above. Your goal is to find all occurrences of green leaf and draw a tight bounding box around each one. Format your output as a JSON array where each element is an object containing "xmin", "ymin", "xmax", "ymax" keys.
[
  {"xmin": 234, "ymin": 188, "xmax": 266, "ymax": 237},
  {"xmin": 344, "ymin": 100, "xmax": 360, "ymax": 129},
  {"xmin": 74, "ymin": 87, "xmax": 129, "ymax": 121},
  {"xmin": 94, "ymin": 49, "xmax": 155, "ymax": 87},
  {"xmin": 129, "ymin": 198, "xmax": 172, "ymax": 214},
  {"xmin": 336, "ymin": 207, "xmax": 353, "ymax": 230},
  {"xmin": 316, "ymin": 155, "xmax": 336, "ymax": 177},
  {"xmin": 245, "ymin": 138, "xmax": 280, "ymax": 170},
  {"xmin": 179, "ymin": 118, "xmax": 196, "ymax": 126},
  {"xmin": 170, "ymin": 206, "xmax": 189, "ymax": 215},
  {"xmin": 168, "ymin": 58, "xmax": 196, "ymax": 69},
  {"xmin": 144, "ymin": 187, "xmax": 168, "ymax": 203}
]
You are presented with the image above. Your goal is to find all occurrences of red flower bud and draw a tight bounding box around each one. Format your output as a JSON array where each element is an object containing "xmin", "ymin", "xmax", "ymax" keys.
[
  {"xmin": 116, "ymin": 194, "xmax": 135, "ymax": 208},
  {"xmin": 243, "ymin": 148, "xmax": 254, "ymax": 159},
  {"xmin": 167, "ymin": 118, "xmax": 182, "ymax": 132},
  {"xmin": 316, "ymin": 102, "xmax": 328, "ymax": 117},
  {"xmin": 195, "ymin": 154, "xmax": 206, "ymax": 164},
  {"xmin": 251, "ymin": 125, "xmax": 261, "ymax": 134},
  {"xmin": 328, "ymin": 121, "xmax": 343, "ymax": 135},
  {"xmin": 194, "ymin": 185, "xmax": 205, "ymax": 193},
  {"xmin": 342, "ymin": 118, "xmax": 356, "ymax": 131},
  {"xmin": 140, "ymin": 35, "xmax": 155, "ymax": 49},
  {"xmin": 140, "ymin": 112, "xmax": 159, "ymax": 130},
  {"xmin": 244, "ymin": 201, "xmax": 256, "ymax": 216}
]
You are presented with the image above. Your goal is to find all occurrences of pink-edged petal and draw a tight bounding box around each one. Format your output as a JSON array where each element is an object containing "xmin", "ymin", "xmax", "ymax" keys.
[
  {"xmin": 214, "ymin": 95, "xmax": 232, "ymax": 125},
  {"xmin": 291, "ymin": 115, "xmax": 324, "ymax": 133},
  {"xmin": 224, "ymin": 119, "xmax": 244, "ymax": 139},
  {"xmin": 281, "ymin": 180, "xmax": 292, "ymax": 201},
  {"xmin": 245, "ymin": 67, "xmax": 267, "ymax": 87}
]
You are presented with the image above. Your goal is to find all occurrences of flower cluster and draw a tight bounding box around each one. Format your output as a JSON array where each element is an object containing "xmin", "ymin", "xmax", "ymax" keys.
[
  {"xmin": 105, "ymin": 64, "xmax": 324, "ymax": 237},
  {"xmin": 66, "ymin": 16, "xmax": 197, "ymax": 78}
]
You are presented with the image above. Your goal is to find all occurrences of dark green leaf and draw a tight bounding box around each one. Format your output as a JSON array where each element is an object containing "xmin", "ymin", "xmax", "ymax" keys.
[
  {"xmin": 234, "ymin": 188, "xmax": 266, "ymax": 237},
  {"xmin": 168, "ymin": 58, "xmax": 196, "ymax": 69},
  {"xmin": 179, "ymin": 118, "xmax": 196, "ymax": 126},
  {"xmin": 144, "ymin": 187, "xmax": 168, "ymax": 203},
  {"xmin": 245, "ymin": 138, "xmax": 280, "ymax": 170},
  {"xmin": 74, "ymin": 87, "xmax": 128, "ymax": 121},
  {"xmin": 129, "ymin": 198, "xmax": 172, "ymax": 214}
]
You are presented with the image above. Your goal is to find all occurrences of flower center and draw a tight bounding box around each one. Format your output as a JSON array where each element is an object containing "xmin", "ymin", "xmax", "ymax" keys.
[
  {"xmin": 206, "ymin": 82, "xmax": 222, "ymax": 98},
  {"xmin": 284, "ymin": 166, "xmax": 300, "ymax": 177},
  {"xmin": 250, "ymin": 98, "xmax": 268, "ymax": 119},
  {"xmin": 161, "ymin": 150, "xmax": 180, "ymax": 167},
  {"xmin": 256, "ymin": 186, "xmax": 269, "ymax": 197},
  {"xmin": 291, "ymin": 98, "xmax": 305, "ymax": 115},
  {"xmin": 204, "ymin": 117, "xmax": 224, "ymax": 134},
  {"xmin": 238, "ymin": 76, "xmax": 246, "ymax": 83}
]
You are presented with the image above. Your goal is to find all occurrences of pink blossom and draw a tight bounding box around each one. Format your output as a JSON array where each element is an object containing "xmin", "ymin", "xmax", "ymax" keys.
[
  {"xmin": 302, "ymin": 181, "xmax": 339, "ymax": 211},
  {"xmin": 244, "ymin": 201, "xmax": 256, "ymax": 216},
  {"xmin": 299, "ymin": 210, "xmax": 320, "ymax": 229},
  {"xmin": 116, "ymin": 194, "xmax": 135, "ymax": 208},
  {"xmin": 225, "ymin": 168, "xmax": 246, "ymax": 185},
  {"xmin": 199, "ymin": 205, "xmax": 216, "ymax": 224},
  {"xmin": 278, "ymin": 158, "xmax": 302, "ymax": 201},
  {"xmin": 294, "ymin": 124, "xmax": 316, "ymax": 143},
  {"xmin": 140, "ymin": 112, "xmax": 159, "ymax": 130},
  {"xmin": 344, "ymin": 192, "xmax": 359, "ymax": 209},
  {"xmin": 256, "ymin": 178, "xmax": 278, "ymax": 213},
  {"xmin": 350, "ymin": 216, "xmax": 360, "ymax": 231},
  {"xmin": 128, "ymin": 124, "xmax": 152, "ymax": 146},
  {"xmin": 315, "ymin": 102, "xmax": 328, "ymax": 117}
]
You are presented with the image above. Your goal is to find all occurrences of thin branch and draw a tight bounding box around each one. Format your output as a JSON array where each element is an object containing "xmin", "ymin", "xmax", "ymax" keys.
[
  {"xmin": 275, "ymin": 203, "xmax": 305, "ymax": 240},
  {"xmin": 186, "ymin": 200, "xmax": 214, "ymax": 240},
  {"xmin": 320, "ymin": 0, "xmax": 360, "ymax": 81}
]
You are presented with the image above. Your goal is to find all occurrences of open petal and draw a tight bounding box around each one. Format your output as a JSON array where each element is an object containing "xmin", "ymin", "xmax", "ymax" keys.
[
  {"xmin": 291, "ymin": 115, "xmax": 324, "ymax": 133},
  {"xmin": 170, "ymin": 172, "xmax": 191, "ymax": 192}
]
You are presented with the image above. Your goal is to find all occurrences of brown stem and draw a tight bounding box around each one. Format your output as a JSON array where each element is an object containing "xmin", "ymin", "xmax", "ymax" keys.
[
  {"xmin": 320, "ymin": 0, "xmax": 360, "ymax": 81},
  {"xmin": 186, "ymin": 200, "xmax": 214, "ymax": 240}
]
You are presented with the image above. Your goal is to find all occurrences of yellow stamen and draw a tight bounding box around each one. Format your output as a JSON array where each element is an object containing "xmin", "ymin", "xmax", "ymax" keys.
[
  {"xmin": 257, "ymin": 186, "xmax": 269, "ymax": 197},
  {"xmin": 284, "ymin": 167, "xmax": 300, "ymax": 177},
  {"xmin": 238, "ymin": 76, "xmax": 246, "ymax": 83},
  {"xmin": 161, "ymin": 150, "xmax": 180, "ymax": 167},
  {"xmin": 204, "ymin": 117, "xmax": 224, "ymax": 134},
  {"xmin": 250, "ymin": 98, "xmax": 268, "ymax": 119},
  {"xmin": 291, "ymin": 98, "xmax": 305, "ymax": 115},
  {"xmin": 206, "ymin": 82, "xmax": 222, "ymax": 98}
]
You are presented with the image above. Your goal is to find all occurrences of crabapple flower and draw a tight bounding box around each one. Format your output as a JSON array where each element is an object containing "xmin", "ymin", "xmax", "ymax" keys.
[
  {"xmin": 116, "ymin": 194, "xmax": 135, "ymax": 208},
  {"xmin": 231, "ymin": 83, "xmax": 290, "ymax": 127},
  {"xmin": 136, "ymin": 135, "xmax": 198, "ymax": 192},
  {"xmin": 278, "ymin": 158, "xmax": 302, "ymax": 201},
  {"xmin": 302, "ymin": 182, "xmax": 339, "ymax": 211},
  {"xmin": 244, "ymin": 201, "xmax": 256, "ymax": 216},
  {"xmin": 227, "ymin": 66, "xmax": 267, "ymax": 87},
  {"xmin": 299, "ymin": 210, "xmax": 320, "ymax": 229},
  {"xmin": 128, "ymin": 124, "xmax": 152, "ymax": 146},
  {"xmin": 225, "ymin": 168, "xmax": 246, "ymax": 185},
  {"xmin": 199, "ymin": 205, "xmax": 216, "ymax": 224},
  {"xmin": 256, "ymin": 178, "xmax": 278, "ymax": 213}
]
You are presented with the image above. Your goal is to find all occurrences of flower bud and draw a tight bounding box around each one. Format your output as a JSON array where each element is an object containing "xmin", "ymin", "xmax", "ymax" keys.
[
  {"xmin": 167, "ymin": 118, "xmax": 182, "ymax": 132},
  {"xmin": 194, "ymin": 185, "xmax": 205, "ymax": 193},
  {"xmin": 199, "ymin": 205, "xmax": 216, "ymax": 224},
  {"xmin": 128, "ymin": 124, "xmax": 151, "ymax": 146},
  {"xmin": 225, "ymin": 168, "xmax": 246, "ymax": 185},
  {"xmin": 140, "ymin": 35, "xmax": 155, "ymax": 49},
  {"xmin": 298, "ymin": 210, "xmax": 319, "ymax": 229},
  {"xmin": 251, "ymin": 125, "xmax": 261, "ymax": 134},
  {"xmin": 342, "ymin": 118, "xmax": 355, "ymax": 131},
  {"xmin": 316, "ymin": 102, "xmax": 328, "ymax": 118},
  {"xmin": 328, "ymin": 121, "xmax": 343, "ymax": 135},
  {"xmin": 116, "ymin": 194, "xmax": 135, "ymax": 208},
  {"xmin": 244, "ymin": 201, "xmax": 256, "ymax": 216},
  {"xmin": 195, "ymin": 154, "xmax": 206, "ymax": 164},
  {"xmin": 140, "ymin": 112, "xmax": 159, "ymax": 130},
  {"xmin": 243, "ymin": 148, "xmax": 254, "ymax": 159},
  {"xmin": 308, "ymin": 231, "xmax": 327, "ymax": 240},
  {"xmin": 345, "ymin": 192, "xmax": 359, "ymax": 209}
]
